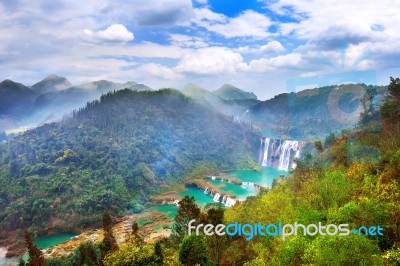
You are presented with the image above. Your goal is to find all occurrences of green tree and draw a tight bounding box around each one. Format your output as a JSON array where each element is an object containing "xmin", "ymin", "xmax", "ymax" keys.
[
  {"xmin": 202, "ymin": 203, "xmax": 227, "ymax": 264},
  {"xmin": 24, "ymin": 230, "xmax": 45, "ymax": 266},
  {"xmin": 389, "ymin": 76, "xmax": 400, "ymax": 100},
  {"xmin": 78, "ymin": 242, "xmax": 101, "ymax": 266},
  {"xmin": 100, "ymin": 210, "xmax": 117, "ymax": 255},
  {"xmin": 131, "ymin": 221, "xmax": 139, "ymax": 238},
  {"xmin": 314, "ymin": 140, "xmax": 323, "ymax": 153},
  {"xmin": 303, "ymin": 235, "xmax": 384, "ymax": 265},
  {"xmin": 179, "ymin": 235, "xmax": 208, "ymax": 266},
  {"xmin": 154, "ymin": 241, "xmax": 163, "ymax": 266},
  {"xmin": 173, "ymin": 196, "xmax": 201, "ymax": 239}
]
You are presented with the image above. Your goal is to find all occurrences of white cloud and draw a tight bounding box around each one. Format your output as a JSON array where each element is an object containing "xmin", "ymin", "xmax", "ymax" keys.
[
  {"xmin": 264, "ymin": 0, "xmax": 400, "ymax": 45},
  {"xmin": 237, "ymin": 41, "xmax": 285, "ymax": 54},
  {"xmin": 137, "ymin": 63, "xmax": 183, "ymax": 80},
  {"xmin": 169, "ymin": 34, "xmax": 208, "ymax": 48},
  {"xmin": 175, "ymin": 47, "xmax": 245, "ymax": 74},
  {"xmin": 84, "ymin": 24, "xmax": 134, "ymax": 43},
  {"xmin": 248, "ymin": 53, "xmax": 303, "ymax": 72},
  {"xmin": 193, "ymin": 9, "xmax": 272, "ymax": 38}
]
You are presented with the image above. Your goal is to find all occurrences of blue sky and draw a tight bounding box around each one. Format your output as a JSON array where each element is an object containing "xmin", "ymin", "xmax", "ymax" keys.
[{"xmin": 0, "ymin": 0, "xmax": 399, "ymax": 99}]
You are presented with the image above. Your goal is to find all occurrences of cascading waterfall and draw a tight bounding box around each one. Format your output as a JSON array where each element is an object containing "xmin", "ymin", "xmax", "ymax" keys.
[
  {"xmin": 278, "ymin": 140, "xmax": 299, "ymax": 171},
  {"xmin": 213, "ymin": 193, "xmax": 221, "ymax": 202},
  {"xmin": 225, "ymin": 197, "xmax": 236, "ymax": 207},
  {"xmin": 204, "ymin": 187, "xmax": 209, "ymax": 194},
  {"xmin": 222, "ymin": 195, "xmax": 228, "ymax": 204},
  {"xmin": 261, "ymin": 138, "xmax": 271, "ymax": 166},
  {"xmin": 259, "ymin": 137, "xmax": 301, "ymax": 171}
]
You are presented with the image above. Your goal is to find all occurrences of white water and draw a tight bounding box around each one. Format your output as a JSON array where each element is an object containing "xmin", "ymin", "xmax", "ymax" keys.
[
  {"xmin": 278, "ymin": 140, "xmax": 300, "ymax": 171},
  {"xmin": 261, "ymin": 138, "xmax": 271, "ymax": 166},
  {"xmin": 213, "ymin": 193, "xmax": 221, "ymax": 202},
  {"xmin": 225, "ymin": 197, "xmax": 237, "ymax": 207},
  {"xmin": 259, "ymin": 138, "xmax": 301, "ymax": 171}
]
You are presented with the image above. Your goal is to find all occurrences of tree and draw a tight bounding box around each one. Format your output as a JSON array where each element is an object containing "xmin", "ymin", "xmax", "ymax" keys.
[
  {"xmin": 100, "ymin": 210, "xmax": 117, "ymax": 255},
  {"xmin": 173, "ymin": 196, "xmax": 201, "ymax": 239},
  {"xmin": 154, "ymin": 241, "xmax": 163, "ymax": 266},
  {"xmin": 179, "ymin": 235, "xmax": 208, "ymax": 266},
  {"xmin": 131, "ymin": 221, "xmax": 139, "ymax": 238},
  {"xmin": 314, "ymin": 140, "xmax": 323, "ymax": 153},
  {"xmin": 202, "ymin": 203, "xmax": 227, "ymax": 264},
  {"xmin": 78, "ymin": 242, "xmax": 101, "ymax": 266},
  {"xmin": 24, "ymin": 230, "xmax": 45, "ymax": 266},
  {"xmin": 388, "ymin": 76, "xmax": 400, "ymax": 100}
]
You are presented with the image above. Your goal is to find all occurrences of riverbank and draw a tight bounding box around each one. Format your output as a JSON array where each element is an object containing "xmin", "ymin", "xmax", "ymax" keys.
[
  {"xmin": 0, "ymin": 247, "xmax": 7, "ymax": 258},
  {"xmin": 0, "ymin": 247, "xmax": 18, "ymax": 266}
]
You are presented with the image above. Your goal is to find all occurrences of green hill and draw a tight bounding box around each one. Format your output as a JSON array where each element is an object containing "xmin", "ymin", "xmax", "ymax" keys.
[{"xmin": 213, "ymin": 84, "xmax": 258, "ymax": 100}]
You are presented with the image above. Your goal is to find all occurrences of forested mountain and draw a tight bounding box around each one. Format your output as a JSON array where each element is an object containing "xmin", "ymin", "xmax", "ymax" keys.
[
  {"xmin": 0, "ymin": 77, "xmax": 152, "ymax": 132},
  {"xmin": 181, "ymin": 83, "xmax": 260, "ymax": 121},
  {"xmin": 182, "ymin": 83, "xmax": 386, "ymax": 139},
  {"xmin": 0, "ymin": 80, "xmax": 37, "ymax": 116},
  {"xmin": 246, "ymin": 84, "xmax": 387, "ymax": 139},
  {"xmin": 0, "ymin": 89, "xmax": 259, "ymax": 241},
  {"xmin": 213, "ymin": 84, "xmax": 258, "ymax": 100},
  {"xmin": 31, "ymin": 74, "xmax": 72, "ymax": 94}
]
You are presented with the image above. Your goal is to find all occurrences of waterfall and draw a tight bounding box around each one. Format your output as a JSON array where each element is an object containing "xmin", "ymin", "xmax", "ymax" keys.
[
  {"xmin": 259, "ymin": 137, "xmax": 301, "ymax": 171},
  {"xmin": 261, "ymin": 138, "xmax": 271, "ymax": 166},
  {"xmin": 211, "ymin": 176, "xmax": 216, "ymax": 180},
  {"xmin": 213, "ymin": 193, "xmax": 221, "ymax": 202},
  {"xmin": 204, "ymin": 187, "xmax": 209, "ymax": 194},
  {"xmin": 225, "ymin": 197, "xmax": 236, "ymax": 207},
  {"xmin": 278, "ymin": 140, "xmax": 300, "ymax": 171},
  {"xmin": 222, "ymin": 195, "xmax": 228, "ymax": 204}
]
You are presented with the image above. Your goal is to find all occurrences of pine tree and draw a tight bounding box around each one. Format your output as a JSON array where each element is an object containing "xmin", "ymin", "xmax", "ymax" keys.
[
  {"xmin": 154, "ymin": 241, "xmax": 163, "ymax": 265},
  {"xmin": 100, "ymin": 210, "xmax": 117, "ymax": 255},
  {"xmin": 131, "ymin": 221, "xmax": 139, "ymax": 237},
  {"xmin": 389, "ymin": 76, "xmax": 400, "ymax": 100},
  {"xmin": 179, "ymin": 235, "xmax": 208, "ymax": 266},
  {"xmin": 24, "ymin": 230, "xmax": 45, "ymax": 266},
  {"xmin": 173, "ymin": 196, "xmax": 201, "ymax": 240}
]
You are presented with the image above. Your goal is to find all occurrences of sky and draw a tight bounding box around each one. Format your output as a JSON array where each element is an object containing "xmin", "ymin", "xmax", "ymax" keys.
[{"xmin": 1, "ymin": 0, "xmax": 399, "ymax": 100}]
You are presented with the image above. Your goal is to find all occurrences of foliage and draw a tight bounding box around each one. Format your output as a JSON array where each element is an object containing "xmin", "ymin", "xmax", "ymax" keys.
[
  {"xmin": 388, "ymin": 77, "xmax": 400, "ymax": 100},
  {"xmin": 173, "ymin": 196, "xmax": 201, "ymax": 240},
  {"xmin": 103, "ymin": 242, "xmax": 157, "ymax": 266},
  {"xmin": 179, "ymin": 235, "xmax": 208, "ymax": 266},
  {"xmin": 100, "ymin": 210, "xmax": 117, "ymax": 256}
]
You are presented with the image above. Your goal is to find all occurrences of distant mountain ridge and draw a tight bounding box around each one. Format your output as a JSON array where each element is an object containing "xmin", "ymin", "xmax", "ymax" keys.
[
  {"xmin": 0, "ymin": 76, "xmax": 153, "ymax": 131},
  {"xmin": 214, "ymin": 84, "xmax": 258, "ymax": 100},
  {"xmin": 0, "ymin": 80, "xmax": 37, "ymax": 116},
  {"xmin": 181, "ymin": 82, "xmax": 386, "ymax": 139},
  {"xmin": 31, "ymin": 74, "xmax": 72, "ymax": 94}
]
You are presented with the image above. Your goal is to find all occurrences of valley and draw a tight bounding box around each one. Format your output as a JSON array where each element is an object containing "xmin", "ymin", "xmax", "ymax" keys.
[{"xmin": 0, "ymin": 75, "xmax": 395, "ymax": 265}]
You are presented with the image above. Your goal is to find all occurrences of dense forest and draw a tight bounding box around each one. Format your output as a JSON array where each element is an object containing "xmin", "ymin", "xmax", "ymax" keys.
[
  {"xmin": 26, "ymin": 77, "xmax": 400, "ymax": 265},
  {"xmin": 0, "ymin": 89, "xmax": 259, "ymax": 244}
]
